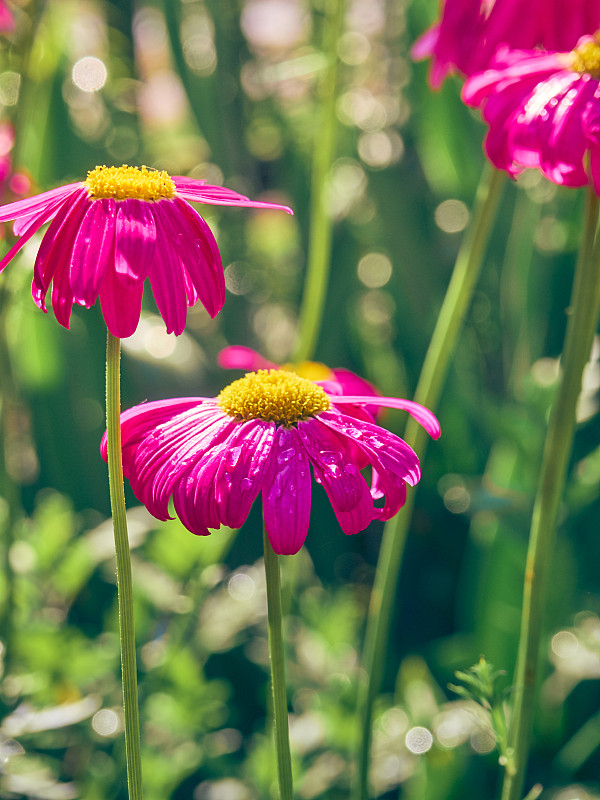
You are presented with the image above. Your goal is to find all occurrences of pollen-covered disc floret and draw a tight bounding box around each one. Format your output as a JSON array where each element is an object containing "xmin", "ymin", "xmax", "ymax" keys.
[
  {"xmin": 218, "ymin": 369, "xmax": 331, "ymax": 425},
  {"xmin": 84, "ymin": 164, "xmax": 176, "ymax": 201},
  {"xmin": 571, "ymin": 33, "xmax": 600, "ymax": 77}
]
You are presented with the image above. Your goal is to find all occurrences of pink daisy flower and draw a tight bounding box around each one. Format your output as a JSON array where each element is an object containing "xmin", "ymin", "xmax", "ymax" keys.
[
  {"xmin": 462, "ymin": 33, "xmax": 600, "ymax": 192},
  {"xmin": 413, "ymin": 0, "xmax": 600, "ymax": 88},
  {"xmin": 101, "ymin": 369, "xmax": 440, "ymax": 555},
  {"xmin": 0, "ymin": 165, "xmax": 292, "ymax": 337}
]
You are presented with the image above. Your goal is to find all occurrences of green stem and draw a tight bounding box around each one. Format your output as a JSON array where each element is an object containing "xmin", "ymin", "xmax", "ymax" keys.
[
  {"xmin": 293, "ymin": 0, "xmax": 345, "ymax": 363},
  {"xmin": 500, "ymin": 187, "xmax": 600, "ymax": 800},
  {"xmin": 106, "ymin": 331, "xmax": 143, "ymax": 800},
  {"xmin": 0, "ymin": 291, "xmax": 19, "ymax": 678},
  {"xmin": 354, "ymin": 165, "xmax": 505, "ymax": 800},
  {"xmin": 263, "ymin": 524, "xmax": 293, "ymax": 800}
]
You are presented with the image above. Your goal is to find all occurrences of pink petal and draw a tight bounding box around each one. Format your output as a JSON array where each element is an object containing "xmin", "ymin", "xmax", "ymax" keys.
[
  {"xmin": 539, "ymin": 74, "xmax": 596, "ymax": 186},
  {"xmin": 218, "ymin": 346, "xmax": 278, "ymax": 371},
  {"xmin": 170, "ymin": 197, "xmax": 225, "ymax": 318},
  {"xmin": 173, "ymin": 177, "xmax": 293, "ymax": 214},
  {"xmin": 0, "ymin": 1, "xmax": 15, "ymax": 32},
  {"xmin": 13, "ymin": 191, "xmax": 74, "ymax": 236},
  {"xmin": 214, "ymin": 420, "xmax": 275, "ymax": 528},
  {"xmin": 480, "ymin": 80, "xmax": 535, "ymax": 173},
  {"xmin": 329, "ymin": 368, "xmax": 379, "ymax": 398},
  {"xmin": 370, "ymin": 470, "xmax": 407, "ymax": 521},
  {"xmin": 117, "ymin": 403, "xmax": 224, "ymax": 519},
  {"xmin": 262, "ymin": 426, "xmax": 311, "ymax": 555},
  {"xmin": 70, "ymin": 199, "xmax": 116, "ymax": 307},
  {"xmin": 44, "ymin": 193, "xmax": 91, "ymax": 327},
  {"xmin": 148, "ymin": 205, "xmax": 188, "ymax": 335},
  {"xmin": 172, "ymin": 417, "xmax": 244, "ymax": 534},
  {"xmin": 298, "ymin": 418, "xmax": 374, "ymax": 535},
  {"xmin": 321, "ymin": 410, "xmax": 422, "ymax": 486},
  {"xmin": 114, "ymin": 198, "xmax": 156, "ymax": 283},
  {"xmin": 322, "ymin": 368, "xmax": 382, "ymax": 421},
  {"xmin": 99, "ymin": 263, "xmax": 144, "ymax": 338},
  {"xmin": 329, "ymin": 395, "xmax": 441, "ymax": 439},
  {"xmin": 411, "ymin": 24, "xmax": 439, "ymax": 61},
  {"xmin": 100, "ymin": 396, "xmax": 206, "ymax": 463},
  {"xmin": 32, "ymin": 189, "xmax": 90, "ymax": 312},
  {"xmin": 0, "ymin": 182, "xmax": 82, "ymax": 224},
  {"xmin": 317, "ymin": 409, "xmax": 420, "ymax": 518},
  {"xmin": 462, "ymin": 52, "xmax": 560, "ymax": 107},
  {"xmin": 0, "ymin": 205, "xmax": 51, "ymax": 274},
  {"xmin": 133, "ymin": 407, "xmax": 236, "ymax": 521}
]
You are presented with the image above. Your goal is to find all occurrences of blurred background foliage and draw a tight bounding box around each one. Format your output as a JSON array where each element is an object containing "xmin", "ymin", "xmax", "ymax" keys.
[{"xmin": 0, "ymin": 0, "xmax": 600, "ymax": 798}]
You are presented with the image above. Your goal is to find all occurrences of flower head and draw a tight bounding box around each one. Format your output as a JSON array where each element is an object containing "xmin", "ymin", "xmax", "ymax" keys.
[
  {"xmin": 462, "ymin": 33, "xmax": 600, "ymax": 192},
  {"xmin": 414, "ymin": 0, "xmax": 600, "ymax": 87},
  {"xmin": 0, "ymin": 165, "xmax": 292, "ymax": 337},
  {"xmin": 101, "ymin": 369, "xmax": 440, "ymax": 555}
]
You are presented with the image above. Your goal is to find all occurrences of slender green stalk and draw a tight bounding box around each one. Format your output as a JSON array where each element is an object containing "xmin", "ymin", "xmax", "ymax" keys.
[
  {"xmin": 263, "ymin": 524, "xmax": 293, "ymax": 800},
  {"xmin": 0, "ymin": 293, "xmax": 19, "ymax": 677},
  {"xmin": 106, "ymin": 331, "xmax": 143, "ymax": 800},
  {"xmin": 500, "ymin": 188, "xmax": 600, "ymax": 800},
  {"xmin": 293, "ymin": 0, "xmax": 345, "ymax": 363},
  {"xmin": 354, "ymin": 165, "xmax": 505, "ymax": 800}
]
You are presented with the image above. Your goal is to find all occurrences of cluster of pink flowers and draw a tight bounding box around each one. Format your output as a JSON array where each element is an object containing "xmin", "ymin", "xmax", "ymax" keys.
[
  {"xmin": 416, "ymin": 0, "xmax": 600, "ymax": 194},
  {"xmin": 415, "ymin": 0, "xmax": 600, "ymax": 87},
  {"xmin": 0, "ymin": 157, "xmax": 439, "ymax": 553}
]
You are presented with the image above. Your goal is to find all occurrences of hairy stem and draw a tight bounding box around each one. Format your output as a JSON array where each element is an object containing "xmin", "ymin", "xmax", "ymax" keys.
[
  {"xmin": 263, "ymin": 525, "xmax": 293, "ymax": 799},
  {"xmin": 500, "ymin": 188, "xmax": 600, "ymax": 800},
  {"xmin": 106, "ymin": 331, "xmax": 143, "ymax": 800}
]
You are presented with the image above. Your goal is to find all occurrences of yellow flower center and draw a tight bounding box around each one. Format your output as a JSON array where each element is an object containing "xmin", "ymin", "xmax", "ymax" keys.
[
  {"xmin": 281, "ymin": 360, "xmax": 333, "ymax": 382},
  {"xmin": 84, "ymin": 165, "xmax": 176, "ymax": 201},
  {"xmin": 571, "ymin": 34, "xmax": 600, "ymax": 78},
  {"xmin": 218, "ymin": 369, "xmax": 331, "ymax": 426}
]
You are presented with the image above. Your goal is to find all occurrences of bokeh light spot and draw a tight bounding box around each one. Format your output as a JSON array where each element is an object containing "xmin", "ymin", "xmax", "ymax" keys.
[
  {"xmin": 434, "ymin": 199, "xmax": 470, "ymax": 233},
  {"xmin": 92, "ymin": 709, "xmax": 121, "ymax": 737},
  {"xmin": 357, "ymin": 253, "xmax": 393, "ymax": 288},
  {"xmin": 551, "ymin": 630, "xmax": 579, "ymax": 659},
  {"xmin": 0, "ymin": 72, "xmax": 21, "ymax": 106},
  {"xmin": 72, "ymin": 57, "xmax": 107, "ymax": 92},
  {"xmin": 405, "ymin": 726, "xmax": 433, "ymax": 754},
  {"xmin": 228, "ymin": 573, "xmax": 256, "ymax": 602}
]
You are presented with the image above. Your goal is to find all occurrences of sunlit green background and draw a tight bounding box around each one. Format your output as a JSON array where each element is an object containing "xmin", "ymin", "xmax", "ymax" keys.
[{"xmin": 1, "ymin": 1, "xmax": 600, "ymax": 798}]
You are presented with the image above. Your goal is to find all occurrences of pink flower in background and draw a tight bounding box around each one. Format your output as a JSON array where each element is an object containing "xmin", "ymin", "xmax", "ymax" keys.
[
  {"xmin": 0, "ymin": 123, "xmax": 31, "ymax": 232},
  {"xmin": 0, "ymin": 1, "xmax": 14, "ymax": 33},
  {"xmin": 218, "ymin": 344, "xmax": 383, "ymax": 420},
  {"xmin": 413, "ymin": 0, "xmax": 600, "ymax": 87},
  {"xmin": 101, "ymin": 369, "xmax": 440, "ymax": 555},
  {"xmin": 0, "ymin": 165, "xmax": 292, "ymax": 337},
  {"xmin": 412, "ymin": 0, "xmax": 485, "ymax": 88},
  {"xmin": 462, "ymin": 34, "xmax": 600, "ymax": 191}
]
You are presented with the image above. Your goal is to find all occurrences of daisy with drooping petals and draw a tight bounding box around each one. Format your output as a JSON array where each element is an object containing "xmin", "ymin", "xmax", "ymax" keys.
[
  {"xmin": 218, "ymin": 344, "xmax": 383, "ymax": 419},
  {"xmin": 462, "ymin": 33, "xmax": 600, "ymax": 192},
  {"xmin": 413, "ymin": 0, "xmax": 600, "ymax": 87},
  {"xmin": 0, "ymin": 165, "xmax": 292, "ymax": 337},
  {"xmin": 101, "ymin": 369, "xmax": 440, "ymax": 555}
]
